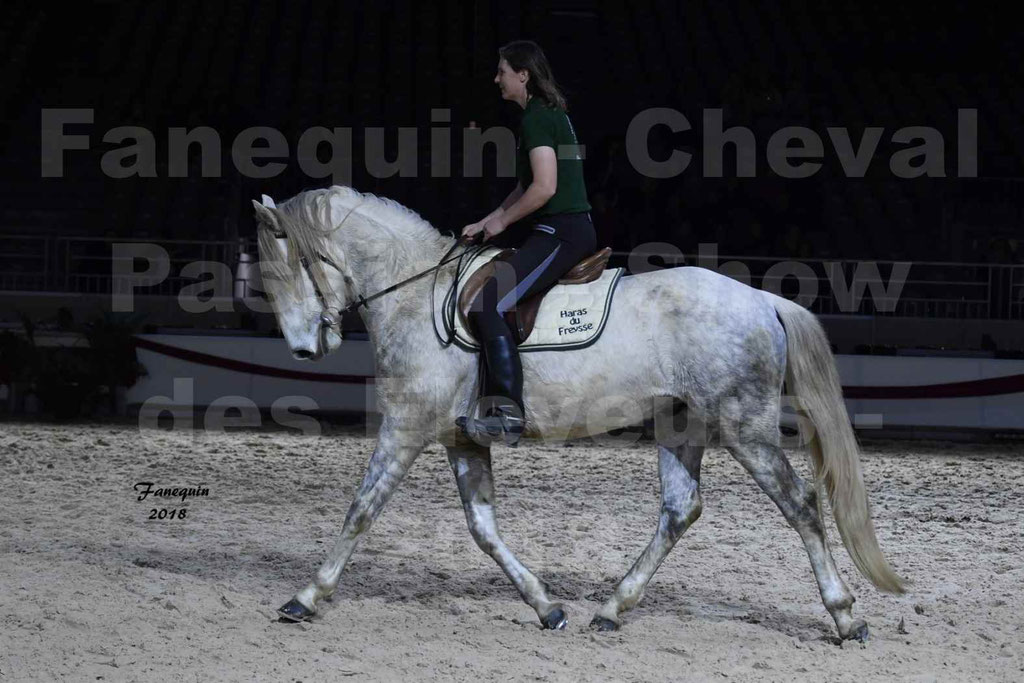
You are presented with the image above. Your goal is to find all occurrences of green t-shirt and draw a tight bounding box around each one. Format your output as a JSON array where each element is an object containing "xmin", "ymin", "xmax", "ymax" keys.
[{"xmin": 516, "ymin": 96, "xmax": 592, "ymax": 216}]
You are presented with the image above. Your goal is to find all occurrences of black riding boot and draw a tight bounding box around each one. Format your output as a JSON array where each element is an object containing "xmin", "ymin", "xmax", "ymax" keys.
[{"xmin": 457, "ymin": 335, "xmax": 525, "ymax": 447}]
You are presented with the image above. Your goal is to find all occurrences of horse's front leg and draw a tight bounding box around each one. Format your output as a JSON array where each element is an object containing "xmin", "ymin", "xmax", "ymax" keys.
[
  {"xmin": 446, "ymin": 443, "xmax": 567, "ymax": 629},
  {"xmin": 278, "ymin": 417, "xmax": 426, "ymax": 621}
]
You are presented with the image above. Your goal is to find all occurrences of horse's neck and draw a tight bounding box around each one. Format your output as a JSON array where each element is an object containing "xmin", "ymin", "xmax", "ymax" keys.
[
  {"xmin": 341, "ymin": 227, "xmax": 449, "ymax": 293},
  {"xmin": 336, "ymin": 222, "xmax": 452, "ymax": 355}
]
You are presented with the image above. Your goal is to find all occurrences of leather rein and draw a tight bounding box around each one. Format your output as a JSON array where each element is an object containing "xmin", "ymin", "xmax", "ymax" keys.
[{"xmin": 274, "ymin": 230, "xmax": 487, "ymax": 343}]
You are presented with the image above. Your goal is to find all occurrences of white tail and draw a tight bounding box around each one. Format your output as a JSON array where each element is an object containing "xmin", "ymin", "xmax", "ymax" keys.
[{"xmin": 773, "ymin": 296, "xmax": 905, "ymax": 593}]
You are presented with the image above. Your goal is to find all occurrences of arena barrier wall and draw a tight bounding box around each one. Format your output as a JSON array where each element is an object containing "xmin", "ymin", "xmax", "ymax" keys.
[{"xmin": 124, "ymin": 334, "xmax": 1024, "ymax": 433}]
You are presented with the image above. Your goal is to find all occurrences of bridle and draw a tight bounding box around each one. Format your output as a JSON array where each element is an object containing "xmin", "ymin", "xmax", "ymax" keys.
[
  {"xmin": 272, "ymin": 230, "xmax": 486, "ymax": 343},
  {"xmin": 297, "ymin": 251, "xmax": 356, "ymax": 334}
]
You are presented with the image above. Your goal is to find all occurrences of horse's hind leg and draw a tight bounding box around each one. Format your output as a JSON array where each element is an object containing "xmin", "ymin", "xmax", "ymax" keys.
[
  {"xmin": 726, "ymin": 438, "xmax": 866, "ymax": 642},
  {"xmin": 446, "ymin": 443, "xmax": 567, "ymax": 629},
  {"xmin": 591, "ymin": 443, "xmax": 704, "ymax": 631}
]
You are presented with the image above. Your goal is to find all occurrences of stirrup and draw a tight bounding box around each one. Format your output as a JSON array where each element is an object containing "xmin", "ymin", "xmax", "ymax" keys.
[{"xmin": 456, "ymin": 405, "xmax": 524, "ymax": 448}]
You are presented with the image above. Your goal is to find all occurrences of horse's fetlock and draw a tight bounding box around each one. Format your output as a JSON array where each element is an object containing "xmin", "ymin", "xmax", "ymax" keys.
[
  {"xmin": 314, "ymin": 571, "xmax": 334, "ymax": 592},
  {"xmin": 826, "ymin": 594, "xmax": 855, "ymax": 612}
]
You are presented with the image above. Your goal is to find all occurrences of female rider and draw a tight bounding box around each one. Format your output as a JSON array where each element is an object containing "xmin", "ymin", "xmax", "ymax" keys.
[{"xmin": 459, "ymin": 40, "xmax": 596, "ymax": 447}]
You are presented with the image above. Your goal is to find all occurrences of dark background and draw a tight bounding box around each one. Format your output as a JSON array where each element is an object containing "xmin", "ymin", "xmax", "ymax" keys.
[{"xmin": 3, "ymin": 0, "xmax": 1022, "ymax": 263}]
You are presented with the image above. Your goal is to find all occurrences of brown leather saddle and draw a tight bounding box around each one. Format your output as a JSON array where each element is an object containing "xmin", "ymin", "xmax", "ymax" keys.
[{"xmin": 458, "ymin": 247, "xmax": 612, "ymax": 344}]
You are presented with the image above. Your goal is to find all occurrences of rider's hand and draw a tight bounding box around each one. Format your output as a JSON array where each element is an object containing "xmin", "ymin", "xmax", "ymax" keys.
[
  {"xmin": 481, "ymin": 216, "xmax": 506, "ymax": 241},
  {"xmin": 461, "ymin": 222, "xmax": 484, "ymax": 239}
]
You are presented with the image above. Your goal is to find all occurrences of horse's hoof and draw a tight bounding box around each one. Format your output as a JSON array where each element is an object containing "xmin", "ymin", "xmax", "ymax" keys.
[
  {"xmin": 540, "ymin": 607, "xmax": 568, "ymax": 630},
  {"xmin": 589, "ymin": 616, "xmax": 620, "ymax": 632},
  {"xmin": 843, "ymin": 619, "xmax": 869, "ymax": 643},
  {"xmin": 277, "ymin": 598, "xmax": 315, "ymax": 622}
]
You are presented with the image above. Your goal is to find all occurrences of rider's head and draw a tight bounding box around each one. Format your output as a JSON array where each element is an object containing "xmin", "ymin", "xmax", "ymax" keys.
[{"xmin": 495, "ymin": 40, "xmax": 567, "ymax": 111}]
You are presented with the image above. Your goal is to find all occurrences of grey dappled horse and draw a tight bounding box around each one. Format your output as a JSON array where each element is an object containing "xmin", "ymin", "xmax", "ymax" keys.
[{"xmin": 253, "ymin": 186, "xmax": 904, "ymax": 640}]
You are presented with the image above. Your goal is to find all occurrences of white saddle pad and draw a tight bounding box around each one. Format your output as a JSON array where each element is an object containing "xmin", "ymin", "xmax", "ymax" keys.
[{"xmin": 445, "ymin": 246, "xmax": 624, "ymax": 352}]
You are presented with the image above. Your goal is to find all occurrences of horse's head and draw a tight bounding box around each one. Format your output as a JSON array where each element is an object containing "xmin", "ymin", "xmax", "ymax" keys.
[{"xmin": 253, "ymin": 193, "xmax": 350, "ymax": 360}]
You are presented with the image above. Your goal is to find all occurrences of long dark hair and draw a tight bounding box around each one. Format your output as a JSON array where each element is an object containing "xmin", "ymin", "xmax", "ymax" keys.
[{"xmin": 498, "ymin": 40, "xmax": 568, "ymax": 111}]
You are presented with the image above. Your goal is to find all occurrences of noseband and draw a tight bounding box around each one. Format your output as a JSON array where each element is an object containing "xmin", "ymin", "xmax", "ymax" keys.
[{"xmin": 297, "ymin": 252, "xmax": 361, "ymax": 335}]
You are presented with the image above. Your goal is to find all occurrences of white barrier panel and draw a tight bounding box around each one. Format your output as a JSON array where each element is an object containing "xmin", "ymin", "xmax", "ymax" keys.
[
  {"xmin": 129, "ymin": 334, "xmax": 377, "ymax": 414},
  {"xmin": 128, "ymin": 334, "xmax": 1024, "ymax": 431}
]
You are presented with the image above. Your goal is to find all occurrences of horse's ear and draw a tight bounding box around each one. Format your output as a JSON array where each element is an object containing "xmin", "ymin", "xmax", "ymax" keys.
[
  {"xmin": 252, "ymin": 199, "xmax": 279, "ymax": 229},
  {"xmin": 261, "ymin": 194, "xmax": 277, "ymax": 209}
]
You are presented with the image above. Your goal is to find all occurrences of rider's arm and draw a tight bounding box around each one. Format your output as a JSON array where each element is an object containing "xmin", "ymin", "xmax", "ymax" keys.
[
  {"xmin": 495, "ymin": 146, "xmax": 557, "ymax": 227},
  {"xmin": 479, "ymin": 183, "xmax": 524, "ymax": 224},
  {"xmin": 501, "ymin": 182, "xmax": 525, "ymax": 210}
]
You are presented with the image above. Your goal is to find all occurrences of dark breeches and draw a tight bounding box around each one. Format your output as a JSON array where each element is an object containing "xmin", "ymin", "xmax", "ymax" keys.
[{"xmin": 468, "ymin": 212, "xmax": 596, "ymax": 340}]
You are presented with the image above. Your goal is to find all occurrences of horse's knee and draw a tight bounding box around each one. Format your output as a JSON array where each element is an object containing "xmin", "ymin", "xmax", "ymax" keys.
[
  {"xmin": 344, "ymin": 505, "xmax": 372, "ymax": 535},
  {"xmin": 461, "ymin": 506, "xmax": 500, "ymax": 556},
  {"xmin": 662, "ymin": 494, "xmax": 702, "ymax": 539},
  {"xmin": 472, "ymin": 535, "xmax": 498, "ymax": 557},
  {"xmin": 468, "ymin": 523, "xmax": 498, "ymax": 556}
]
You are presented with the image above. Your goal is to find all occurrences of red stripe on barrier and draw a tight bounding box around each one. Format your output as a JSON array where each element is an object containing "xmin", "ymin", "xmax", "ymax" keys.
[
  {"xmin": 133, "ymin": 337, "xmax": 1024, "ymax": 398},
  {"xmin": 843, "ymin": 373, "xmax": 1024, "ymax": 399},
  {"xmin": 133, "ymin": 337, "xmax": 374, "ymax": 384}
]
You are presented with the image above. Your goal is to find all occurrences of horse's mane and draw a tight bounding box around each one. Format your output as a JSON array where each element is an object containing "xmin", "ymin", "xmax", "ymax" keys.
[
  {"xmin": 256, "ymin": 186, "xmax": 454, "ymax": 305},
  {"xmin": 323, "ymin": 186, "xmax": 448, "ymax": 242}
]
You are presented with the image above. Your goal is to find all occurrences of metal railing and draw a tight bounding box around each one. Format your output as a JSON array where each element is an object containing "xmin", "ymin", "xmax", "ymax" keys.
[
  {"xmin": 1, "ymin": 234, "xmax": 250, "ymax": 298},
  {"xmin": 608, "ymin": 250, "xmax": 1023, "ymax": 319},
  {"xmin": 2, "ymin": 234, "xmax": 1022, "ymax": 320},
  {"xmin": 0, "ymin": 234, "xmax": 51, "ymax": 292}
]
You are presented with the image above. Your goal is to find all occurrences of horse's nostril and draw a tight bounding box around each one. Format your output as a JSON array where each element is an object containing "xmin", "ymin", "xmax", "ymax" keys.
[{"xmin": 293, "ymin": 349, "xmax": 314, "ymax": 360}]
